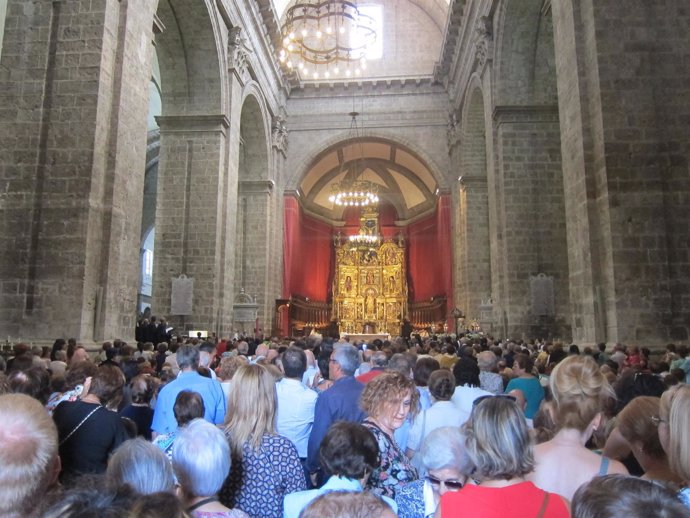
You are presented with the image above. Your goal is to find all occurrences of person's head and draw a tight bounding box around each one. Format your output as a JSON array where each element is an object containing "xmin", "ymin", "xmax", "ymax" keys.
[
  {"xmin": 70, "ymin": 347, "xmax": 90, "ymax": 365},
  {"xmin": 667, "ymin": 384, "xmax": 690, "ymax": 483},
  {"xmin": 319, "ymin": 422, "xmax": 379, "ymax": 480},
  {"xmin": 129, "ymin": 374, "xmax": 155, "ymax": 405},
  {"xmin": 299, "ymin": 491, "xmax": 396, "ymax": 518},
  {"xmin": 198, "ymin": 342, "xmax": 216, "ymax": 368},
  {"xmin": 463, "ymin": 396, "xmax": 534, "ymax": 481},
  {"xmin": 506, "ymin": 389, "xmax": 527, "ymax": 412},
  {"xmin": 128, "ymin": 491, "xmax": 188, "ymax": 518},
  {"xmin": 550, "ymin": 355, "xmax": 615, "ymax": 433},
  {"xmin": 330, "ymin": 343, "xmax": 361, "ymax": 379},
  {"xmin": 9, "ymin": 366, "xmax": 51, "ymax": 403},
  {"xmin": 420, "ymin": 426, "xmax": 470, "ymax": 497},
  {"xmin": 54, "ymin": 349, "xmax": 67, "ymax": 362},
  {"xmin": 388, "ymin": 353, "xmax": 414, "ymax": 377},
  {"xmin": 360, "ymin": 371, "xmax": 420, "ymax": 432},
  {"xmin": 512, "ymin": 353, "xmax": 534, "ymax": 375},
  {"xmin": 173, "ymin": 390, "xmax": 205, "ymax": 427},
  {"xmin": 64, "ymin": 360, "xmax": 98, "ymax": 390},
  {"xmin": 88, "ymin": 364, "xmax": 126, "ymax": 408},
  {"xmin": 224, "ymin": 363, "xmax": 276, "ymax": 455},
  {"xmin": 282, "ymin": 347, "xmax": 307, "ymax": 379},
  {"xmin": 0, "ymin": 394, "xmax": 60, "ymax": 517},
  {"xmin": 370, "ymin": 350, "xmax": 389, "ymax": 369},
  {"xmin": 216, "ymin": 355, "xmax": 248, "ymax": 381},
  {"xmin": 413, "ymin": 356, "xmax": 440, "ymax": 387},
  {"xmin": 571, "ymin": 474, "xmax": 690, "ymax": 518},
  {"xmin": 616, "ymin": 396, "xmax": 666, "ymax": 463},
  {"xmin": 173, "ymin": 419, "xmax": 232, "ymax": 499},
  {"xmin": 452, "ymin": 359, "xmax": 480, "ymax": 387},
  {"xmin": 428, "ymin": 369, "xmax": 455, "ymax": 402},
  {"xmin": 106, "ymin": 438, "xmax": 174, "ymax": 495},
  {"xmin": 477, "ymin": 351, "xmax": 498, "ymax": 372},
  {"xmin": 176, "ymin": 345, "xmax": 200, "ymax": 371}
]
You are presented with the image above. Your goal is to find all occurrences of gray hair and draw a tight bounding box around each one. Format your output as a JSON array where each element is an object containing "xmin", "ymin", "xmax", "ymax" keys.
[
  {"xmin": 106, "ymin": 438, "xmax": 174, "ymax": 494},
  {"xmin": 333, "ymin": 344, "xmax": 361, "ymax": 376},
  {"xmin": 176, "ymin": 345, "xmax": 200, "ymax": 370},
  {"xmin": 371, "ymin": 351, "xmax": 389, "ymax": 368},
  {"xmin": 477, "ymin": 351, "xmax": 497, "ymax": 372},
  {"xmin": 388, "ymin": 353, "xmax": 414, "ymax": 377},
  {"xmin": 420, "ymin": 426, "xmax": 470, "ymax": 472},
  {"xmin": 173, "ymin": 419, "xmax": 231, "ymax": 497}
]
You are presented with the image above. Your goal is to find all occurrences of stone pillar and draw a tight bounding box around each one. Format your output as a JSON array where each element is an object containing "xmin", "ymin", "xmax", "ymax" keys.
[
  {"xmin": 153, "ymin": 115, "xmax": 231, "ymax": 335},
  {"xmin": 552, "ymin": 0, "xmax": 690, "ymax": 344},
  {"xmin": 491, "ymin": 105, "xmax": 570, "ymax": 340},
  {"xmin": 0, "ymin": 0, "xmax": 156, "ymax": 344}
]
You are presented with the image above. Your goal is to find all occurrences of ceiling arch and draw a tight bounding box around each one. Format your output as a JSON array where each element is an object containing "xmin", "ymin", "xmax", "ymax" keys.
[{"xmin": 299, "ymin": 137, "xmax": 439, "ymax": 223}]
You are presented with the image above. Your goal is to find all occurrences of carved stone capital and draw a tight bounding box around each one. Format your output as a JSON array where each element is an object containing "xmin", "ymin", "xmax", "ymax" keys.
[
  {"xmin": 474, "ymin": 15, "xmax": 493, "ymax": 69},
  {"xmin": 271, "ymin": 116, "xmax": 288, "ymax": 155},
  {"xmin": 447, "ymin": 110, "xmax": 461, "ymax": 151},
  {"xmin": 228, "ymin": 27, "xmax": 253, "ymax": 82}
]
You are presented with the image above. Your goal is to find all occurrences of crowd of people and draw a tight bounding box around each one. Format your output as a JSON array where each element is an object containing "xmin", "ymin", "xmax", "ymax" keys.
[{"xmin": 1, "ymin": 330, "xmax": 689, "ymax": 518}]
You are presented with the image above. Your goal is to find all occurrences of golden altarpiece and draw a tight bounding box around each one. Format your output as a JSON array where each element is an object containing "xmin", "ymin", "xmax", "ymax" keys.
[{"xmin": 332, "ymin": 209, "xmax": 407, "ymax": 335}]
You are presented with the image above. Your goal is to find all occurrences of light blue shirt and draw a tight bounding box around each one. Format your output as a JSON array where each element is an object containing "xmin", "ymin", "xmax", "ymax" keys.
[
  {"xmin": 283, "ymin": 476, "xmax": 397, "ymax": 518},
  {"xmin": 151, "ymin": 370, "xmax": 226, "ymax": 434},
  {"xmin": 276, "ymin": 377, "xmax": 318, "ymax": 458}
]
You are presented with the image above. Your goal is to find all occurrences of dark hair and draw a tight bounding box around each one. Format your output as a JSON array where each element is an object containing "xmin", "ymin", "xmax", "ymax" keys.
[
  {"xmin": 50, "ymin": 339, "xmax": 66, "ymax": 362},
  {"xmin": 89, "ymin": 365, "xmax": 125, "ymax": 407},
  {"xmin": 173, "ymin": 391, "xmax": 205, "ymax": 426},
  {"xmin": 413, "ymin": 357, "xmax": 440, "ymax": 386},
  {"xmin": 319, "ymin": 422, "xmax": 379, "ymax": 479},
  {"xmin": 65, "ymin": 361, "xmax": 98, "ymax": 390},
  {"xmin": 199, "ymin": 342, "xmax": 216, "ymax": 353},
  {"xmin": 428, "ymin": 369, "xmax": 455, "ymax": 401},
  {"xmin": 9, "ymin": 367, "xmax": 51, "ymax": 403},
  {"xmin": 513, "ymin": 353, "xmax": 534, "ymax": 374},
  {"xmin": 282, "ymin": 347, "xmax": 307, "ymax": 379},
  {"xmin": 614, "ymin": 371, "xmax": 665, "ymax": 413},
  {"xmin": 452, "ymin": 359, "xmax": 480, "ymax": 387},
  {"xmin": 130, "ymin": 374, "xmax": 155, "ymax": 405}
]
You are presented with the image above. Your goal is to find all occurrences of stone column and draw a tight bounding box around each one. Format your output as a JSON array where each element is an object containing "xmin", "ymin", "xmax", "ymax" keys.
[{"xmin": 0, "ymin": 0, "xmax": 156, "ymax": 344}]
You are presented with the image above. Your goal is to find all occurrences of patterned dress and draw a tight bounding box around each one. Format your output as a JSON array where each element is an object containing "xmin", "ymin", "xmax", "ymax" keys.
[
  {"xmin": 219, "ymin": 433, "xmax": 306, "ymax": 518},
  {"xmin": 363, "ymin": 420, "xmax": 419, "ymax": 499}
]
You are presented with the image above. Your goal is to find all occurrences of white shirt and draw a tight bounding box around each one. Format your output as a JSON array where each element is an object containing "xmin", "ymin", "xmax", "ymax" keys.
[
  {"xmin": 407, "ymin": 400, "xmax": 468, "ymax": 453},
  {"xmin": 451, "ymin": 385, "xmax": 492, "ymax": 416},
  {"xmin": 275, "ymin": 378, "xmax": 318, "ymax": 458},
  {"xmin": 302, "ymin": 365, "xmax": 320, "ymax": 387}
]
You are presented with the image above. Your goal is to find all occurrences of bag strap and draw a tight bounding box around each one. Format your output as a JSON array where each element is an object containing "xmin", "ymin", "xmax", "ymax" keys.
[
  {"xmin": 59, "ymin": 405, "xmax": 102, "ymax": 446},
  {"xmin": 535, "ymin": 491, "xmax": 550, "ymax": 518}
]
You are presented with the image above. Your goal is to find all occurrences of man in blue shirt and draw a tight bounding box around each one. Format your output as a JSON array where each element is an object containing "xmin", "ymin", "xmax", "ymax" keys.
[
  {"xmin": 151, "ymin": 344, "xmax": 225, "ymax": 436},
  {"xmin": 307, "ymin": 343, "xmax": 366, "ymax": 483}
]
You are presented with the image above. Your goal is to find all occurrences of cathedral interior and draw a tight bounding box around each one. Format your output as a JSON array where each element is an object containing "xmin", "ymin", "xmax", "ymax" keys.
[{"xmin": 0, "ymin": 0, "xmax": 688, "ymax": 347}]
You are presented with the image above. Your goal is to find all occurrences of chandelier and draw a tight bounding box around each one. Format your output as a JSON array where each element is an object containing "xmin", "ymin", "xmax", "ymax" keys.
[
  {"xmin": 278, "ymin": 0, "xmax": 377, "ymax": 80},
  {"xmin": 328, "ymin": 110, "xmax": 380, "ymax": 207}
]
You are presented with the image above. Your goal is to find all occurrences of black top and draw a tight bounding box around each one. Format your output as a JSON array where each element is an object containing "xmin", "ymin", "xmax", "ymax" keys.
[
  {"xmin": 119, "ymin": 404, "xmax": 154, "ymax": 440},
  {"xmin": 53, "ymin": 400, "xmax": 129, "ymax": 482}
]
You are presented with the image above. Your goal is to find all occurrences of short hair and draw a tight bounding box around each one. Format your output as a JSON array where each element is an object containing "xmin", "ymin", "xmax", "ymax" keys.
[
  {"xmin": 428, "ymin": 369, "xmax": 455, "ymax": 401},
  {"xmin": 130, "ymin": 374, "xmax": 155, "ymax": 405},
  {"xmin": 388, "ymin": 353, "xmax": 414, "ymax": 375},
  {"xmin": 477, "ymin": 351, "xmax": 498, "ymax": 371},
  {"xmin": 370, "ymin": 351, "xmax": 389, "ymax": 368},
  {"xmin": 463, "ymin": 396, "xmax": 534, "ymax": 480},
  {"xmin": 419, "ymin": 426, "xmax": 469, "ymax": 472},
  {"xmin": 616, "ymin": 396, "xmax": 665, "ymax": 460},
  {"xmin": 173, "ymin": 419, "xmax": 231, "ymax": 497},
  {"xmin": 89, "ymin": 365, "xmax": 125, "ymax": 407},
  {"xmin": 332, "ymin": 344, "xmax": 361, "ymax": 376},
  {"xmin": 413, "ymin": 357, "xmax": 440, "ymax": 386},
  {"xmin": 319, "ymin": 422, "xmax": 379, "ymax": 479},
  {"xmin": 452, "ymin": 359, "xmax": 480, "ymax": 387},
  {"xmin": 9, "ymin": 366, "xmax": 51, "ymax": 403},
  {"xmin": 176, "ymin": 345, "xmax": 200, "ymax": 370},
  {"xmin": 360, "ymin": 371, "xmax": 420, "ymax": 420},
  {"xmin": 513, "ymin": 353, "xmax": 534, "ymax": 374},
  {"xmin": 0, "ymin": 394, "xmax": 58, "ymax": 516},
  {"xmin": 282, "ymin": 347, "xmax": 307, "ymax": 379},
  {"xmin": 668, "ymin": 384, "xmax": 690, "ymax": 481},
  {"xmin": 216, "ymin": 355, "xmax": 248, "ymax": 380},
  {"xmin": 550, "ymin": 355, "xmax": 615, "ymax": 432},
  {"xmin": 106, "ymin": 438, "xmax": 174, "ymax": 494},
  {"xmin": 199, "ymin": 341, "xmax": 216, "ymax": 353},
  {"xmin": 572, "ymin": 474, "xmax": 690, "ymax": 518},
  {"xmin": 173, "ymin": 391, "xmax": 205, "ymax": 427},
  {"xmin": 299, "ymin": 490, "xmax": 394, "ymax": 518},
  {"xmin": 64, "ymin": 360, "xmax": 98, "ymax": 390}
]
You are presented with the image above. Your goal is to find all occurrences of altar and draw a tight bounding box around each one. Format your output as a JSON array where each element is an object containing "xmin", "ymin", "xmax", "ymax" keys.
[{"xmin": 341, "ymin": 333, "xmax": 391, "ymax": 344}]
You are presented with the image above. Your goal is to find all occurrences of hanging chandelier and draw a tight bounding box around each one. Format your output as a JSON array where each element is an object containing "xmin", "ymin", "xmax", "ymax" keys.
[
  {"xmin": 278, "ymin": 0, "xmax": 377, "ymax": 80},
  {"xmin": 328, "ymin": 110, "xmax": 380, "ymax": 207}
]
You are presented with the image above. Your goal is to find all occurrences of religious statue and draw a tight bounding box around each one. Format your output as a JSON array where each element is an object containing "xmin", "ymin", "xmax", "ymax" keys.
[
  {"xmin": 365, "ymin": 293, "xmax": 376, "ymax": 317},
  {"xmin": 345, "ymin": 276, "xmax": 352, "ymax": 293}
]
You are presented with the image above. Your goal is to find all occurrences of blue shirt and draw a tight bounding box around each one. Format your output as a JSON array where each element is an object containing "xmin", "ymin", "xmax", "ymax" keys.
[
  {"xmin": 505, "ymin": 376, "xmax": 544, "ymax": 419},
  {"xmin": 306, "ymin": 376, "xmax": 366, "ymax": 473},
  {"xmin": 151, "ymin": 370, "xmax": 226, "ymax": 434}
]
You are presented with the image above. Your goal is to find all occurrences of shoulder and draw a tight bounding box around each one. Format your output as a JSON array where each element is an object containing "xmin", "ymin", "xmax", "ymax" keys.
[{"xmin": 395, "ymin": 479, "xmax": 424, "ymax": 500}]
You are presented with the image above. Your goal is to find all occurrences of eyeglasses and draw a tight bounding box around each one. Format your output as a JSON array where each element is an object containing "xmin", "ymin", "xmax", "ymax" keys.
[
  {"xmin": 329, "ymin": 358, "xmax": 339, "ymax": 364},
  {"xmin": 426, "ymin": 475, "xmax": 464, "ymax": 491},
  {"xmin": 472, "ymin": 394, "xmax": 517, "ymax": 408}
]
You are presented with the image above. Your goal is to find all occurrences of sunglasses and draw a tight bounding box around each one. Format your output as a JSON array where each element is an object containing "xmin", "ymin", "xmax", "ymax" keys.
[
  {"xmin": 426, "ymin": 475, "xmax": 464, "ymax": 491},
  {"xmin": 472, "ymin": 394, "xmax": 517, "ymax": 408}
]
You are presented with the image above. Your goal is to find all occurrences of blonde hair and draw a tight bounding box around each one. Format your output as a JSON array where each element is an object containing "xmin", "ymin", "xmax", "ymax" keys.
[
  {"xmin": 360, "ymin": 371, "xmax": 420, "ymax": 420},
  {"xmin": 668, "ymin": 384, "xmax": 690, "ymax": 481},
  {"xmin": 223, "ymin": 363, "xmax": 276, "ymax": 456},
  {"xmin": 550, "ymin": 355, "xmax": 615, "ymax": 431},
  {"xmin": 0, "ymin": 394, "xmax": 58, "ymax": 516},
  {"xmin": 616, "ymin": 396, "xmax": 665, "ymax": 459}
]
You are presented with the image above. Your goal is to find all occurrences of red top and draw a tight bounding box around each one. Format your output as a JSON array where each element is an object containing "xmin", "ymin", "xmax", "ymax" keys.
[
  {"xmin": 356, "ymin": 368, "xmax": 386, "ymax": 384},
  {"xmin": 440, "ymin": 481, "xmax": 570, "ymax": 518}
]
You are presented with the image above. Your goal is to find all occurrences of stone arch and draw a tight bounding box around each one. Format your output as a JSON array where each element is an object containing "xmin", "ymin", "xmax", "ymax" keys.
[
  {"xmin": 493, "ymin": 0, "xmax": 558, "ymax": 105},
  {"xmin": 239, "ymin": 86, "xmax": 272, "ymax": 181}
]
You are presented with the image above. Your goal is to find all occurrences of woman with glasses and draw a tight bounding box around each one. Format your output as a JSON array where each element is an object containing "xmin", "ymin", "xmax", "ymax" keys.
[
  {"xmin": 437, "ymin": 397, "xmax": 570, "ymax": 518},
  {"xmin": 395, "ymin": 427, "xmax": 469, "ymax": 518},
  {"xmin": 360, "ymin": 371, "xmax": 420, "ymax": 498}
]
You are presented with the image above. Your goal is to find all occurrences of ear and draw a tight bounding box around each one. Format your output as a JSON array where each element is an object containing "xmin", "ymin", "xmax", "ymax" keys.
[
  {"xmin": 48, "ymin": 455, "xmax": 61, "ymax": 489},
  {"xmin": 591, "ymin": 412, "xmax": 603, "ymax": 431},
  {"xmin": 81, "ymin": 376, "xmax": 93, "ymax": 396}
]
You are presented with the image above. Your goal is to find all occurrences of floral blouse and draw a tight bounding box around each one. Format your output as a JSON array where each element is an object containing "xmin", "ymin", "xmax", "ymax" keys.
[{"xmin": 363, "ymin": 419, "xmax": 419, "ymax": 499}]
